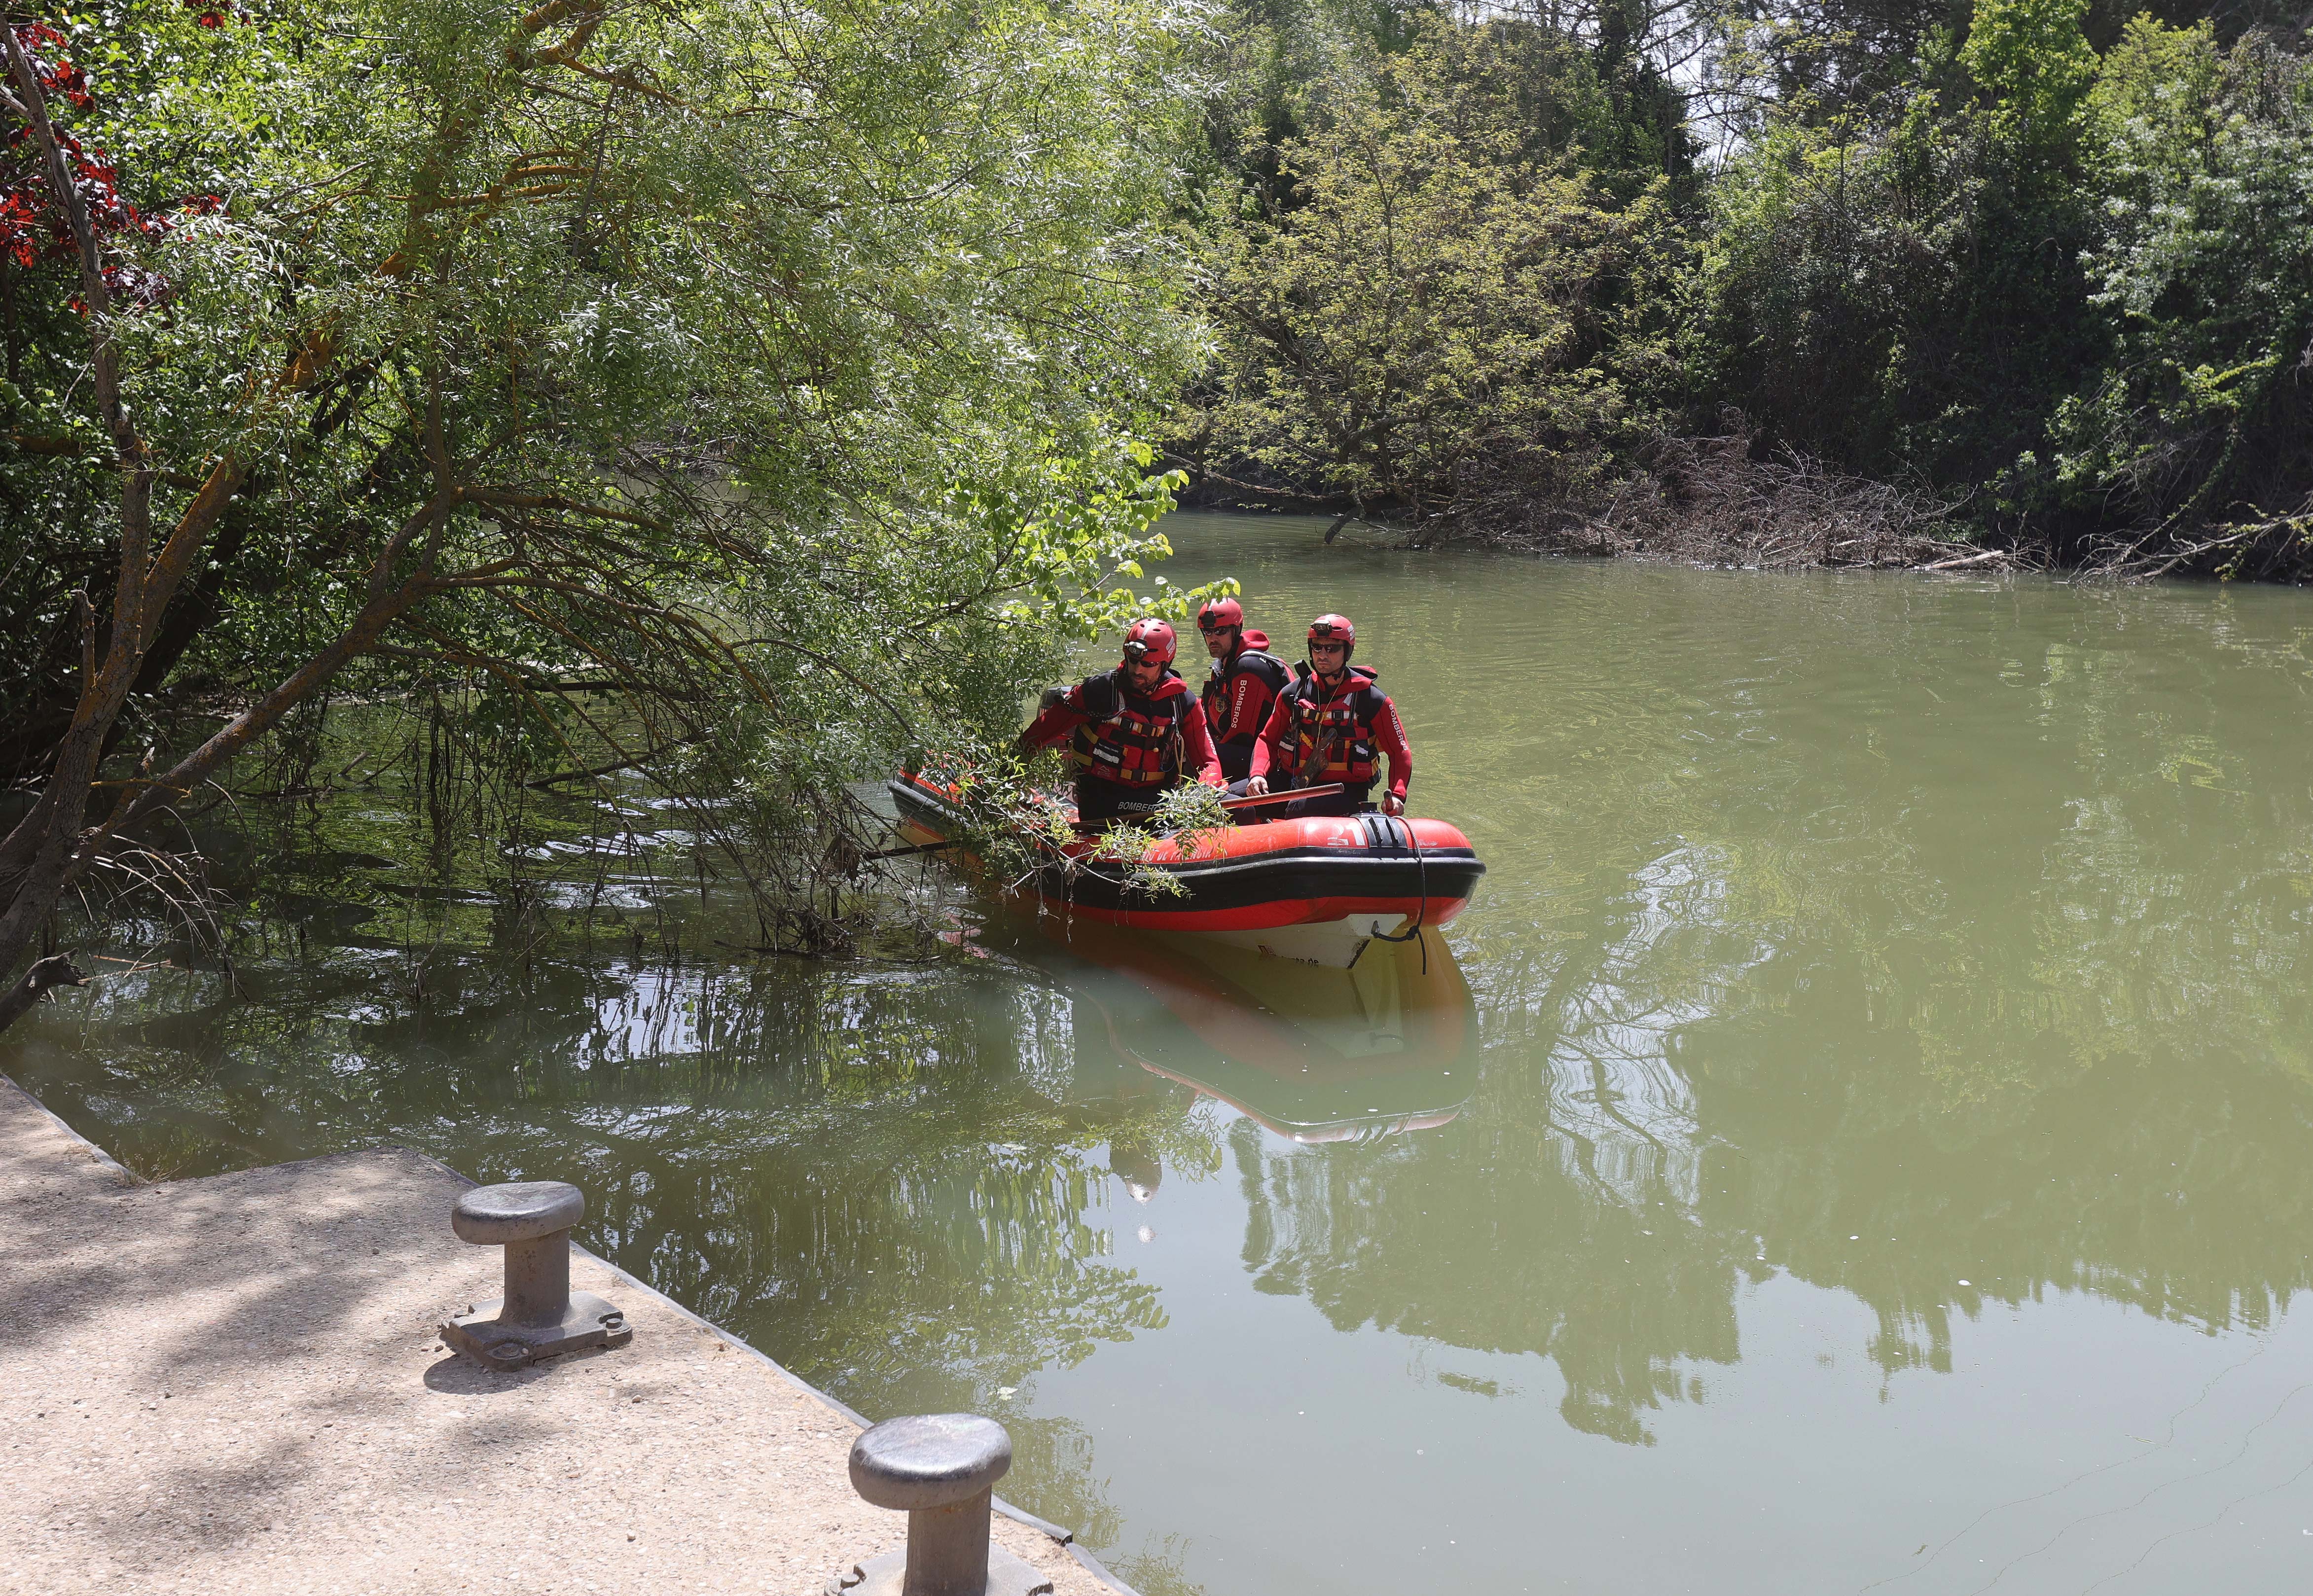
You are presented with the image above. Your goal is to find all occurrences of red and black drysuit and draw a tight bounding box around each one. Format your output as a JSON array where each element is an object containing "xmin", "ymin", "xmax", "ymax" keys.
[
  {"xmin": 1249, "ymin": 665, "xmax": 1412, "ymax": 818},
  {"xmin": 1019, "ymin": 668, "xmax": 1224, "ymax": 825},
  {"xmin": 1200, "ymin": 628, "xmax": 1292, "ymax": 784}
]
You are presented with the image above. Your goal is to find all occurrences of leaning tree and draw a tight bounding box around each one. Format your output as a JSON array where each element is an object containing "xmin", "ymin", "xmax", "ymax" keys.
[{"xmin": 0, "ymin": 0, "xmax": 1205, "ymax": 1029}]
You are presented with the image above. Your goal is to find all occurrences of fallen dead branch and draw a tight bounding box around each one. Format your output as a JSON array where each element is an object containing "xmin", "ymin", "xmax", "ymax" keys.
[
  {"xmin": 1429, "ymin": 418, "xmax": 2036, "ymax": 574},
  {"xmin": 2084, "ymin": 495, "xmax": 2313, "ymax": 583}
]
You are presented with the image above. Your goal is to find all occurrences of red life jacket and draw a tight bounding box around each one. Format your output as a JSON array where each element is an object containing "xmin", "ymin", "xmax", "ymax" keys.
[
  {"xmin": 1072, "ymin": 669, "xmax": 1191, "ymax": 788},
  {"xmin": 1276, "ymin": 665, "xmax": 1390, "ymax": 786},
  {"xmin": 1201, "ymin": 630, "xmax": 1290, "ymax": 746}
]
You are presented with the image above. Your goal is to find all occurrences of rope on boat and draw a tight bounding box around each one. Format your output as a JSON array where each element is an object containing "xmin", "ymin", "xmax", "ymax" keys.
[{"xmin": 1370, "ymin": 811, "xmax": 1430, "ymax": 974}]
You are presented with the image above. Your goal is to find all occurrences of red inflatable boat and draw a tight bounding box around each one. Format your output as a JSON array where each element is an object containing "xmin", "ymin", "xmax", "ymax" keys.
[{"xmin": 888, "ymin": 769, "xmax": 1486, "ymax": 967}]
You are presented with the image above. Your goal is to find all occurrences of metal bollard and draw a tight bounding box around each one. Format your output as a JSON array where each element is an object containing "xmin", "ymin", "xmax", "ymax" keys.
[
  {"xmin": 826, "ymin": 1414, "xmax": 1052, "ymax": 1596},
  {"xmin": 439, "ymin": 1180, "xmax": 631, "ymax": 1370}
]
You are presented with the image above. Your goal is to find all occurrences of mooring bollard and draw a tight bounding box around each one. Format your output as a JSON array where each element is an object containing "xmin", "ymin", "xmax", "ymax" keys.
[
  {"xmin": 439, "ymin": 1180, "xmax": 631, "ymax": 1370},
  {"xmin": 826, "ymin": 1413, "xmax": 1053, "ymax": 1596}
]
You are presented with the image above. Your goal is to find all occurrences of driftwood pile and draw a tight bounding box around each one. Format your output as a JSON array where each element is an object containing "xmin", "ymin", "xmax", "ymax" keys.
[{"xmin": 1450, "ymin": 426, "xmax": 2030, "ymax": 572}]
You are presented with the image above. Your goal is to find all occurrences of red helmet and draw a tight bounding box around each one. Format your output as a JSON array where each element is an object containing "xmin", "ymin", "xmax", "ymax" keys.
[
  {"xmin": 1121, "ymin": 617, "xmax": 1177, "ymax": 665},
  {"xmin": 1196, "ymin": 597, "xmax": 1244, "ymax": 634},
  {"xmin": 1307, "ymin": 613, "xmax": 1355, "ymax": 655}
]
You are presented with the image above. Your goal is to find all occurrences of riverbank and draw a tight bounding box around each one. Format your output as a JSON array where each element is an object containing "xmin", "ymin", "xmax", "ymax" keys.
[
  {"xmin": 0, "ymin": 1072, "xmax": 1122, "ymax": 1596},
  {"xmin": 1185, "ymin": 432, "xmax": 2037, "ymax": 572}
]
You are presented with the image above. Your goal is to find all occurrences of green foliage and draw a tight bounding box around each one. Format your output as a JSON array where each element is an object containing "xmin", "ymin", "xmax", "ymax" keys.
[
  {"xmin": 1704, "ymin": 26, "xmax": 2115, "ymax": 493},
  {"xmin": 1698, "ymin": 1, "xmax": 2313, "ymax": 568},
  {"xmin": 1096, "ymin": 779, "xmax": 1241, "ymax": 888},
  {"xmin": 2047, "ymin": 21, "xmax": 2313, "ymax": 565},
  {"xmin": 1, "ymin": 0, "xmax": 1217, "ymax": 970},
  {"xmin": 1188, "ymin": 0, "xmax": 1432, "ymax": 178},
  {"xmin": 978, "ymin": 446, "xmax": 1226, "ymax": 646},
  {"xmin": 925, "ymin": 749, "xmax": 1240, "ymax": 910},
  {"xmin": 1182, "ymin": 17, "xmax": 1686, "ymax": 530},
  {"xmin": 1175, "ymin": 0, "xmax": 2313, "ymax": 567},
  {"xmin": 1960, "ymin": 0, "xmax": 2098, "ymax": 143}
]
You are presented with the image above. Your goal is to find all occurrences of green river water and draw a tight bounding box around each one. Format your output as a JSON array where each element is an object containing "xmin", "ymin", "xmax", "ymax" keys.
[{"xmin": 10, "ymin": 512, "xmax": 2313, "ymax": 1594}]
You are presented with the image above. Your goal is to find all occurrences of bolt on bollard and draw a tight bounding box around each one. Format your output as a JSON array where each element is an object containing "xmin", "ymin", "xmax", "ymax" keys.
[
  {"xmin": 827, "ymin": 1414, "xmax": 1052, "ymax": 1596},
  {"xmin": 439, "ymin": 1180, "xmax": 630, "ymax": 1371}
]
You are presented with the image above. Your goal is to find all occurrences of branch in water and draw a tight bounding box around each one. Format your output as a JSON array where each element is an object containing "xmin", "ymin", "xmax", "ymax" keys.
[{"xmin": 0, "ymin": 952, "xmax": 86, "ymax": 1032}]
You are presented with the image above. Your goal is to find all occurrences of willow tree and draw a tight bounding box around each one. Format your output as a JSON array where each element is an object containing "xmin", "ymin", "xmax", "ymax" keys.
[
  {"xmin": 1177, "ymin": 19, "xmax": 1682, "ymax": 537},
  {"xmin": 0, "ymin": 0, "xmax": 1203, "ymax": 1029}
]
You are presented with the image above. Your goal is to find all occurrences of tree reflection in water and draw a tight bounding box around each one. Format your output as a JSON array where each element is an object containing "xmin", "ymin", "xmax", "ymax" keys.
[
  {"xmin": 17, "ymin": 553, "xmax": 2313, "ymax": 1592},
  {"xmin": 4, "ymin": 943, "xmax": 1223, "ymax": 1575},
  {"xmin": 1212, "ymin": 577, "xmax": 2313, "ymax": 1451}
]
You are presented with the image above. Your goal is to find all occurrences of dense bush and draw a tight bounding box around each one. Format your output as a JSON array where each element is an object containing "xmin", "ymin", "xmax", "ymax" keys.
[
  {"xmin": 1698, "ymin": 0, "xmax": 2313, "ymax": 571},
  {"xmin": 1702, "ymin": 0, "xmax": 2107, "ymax": 495},
  {"xmin": 1177, "ymin": 0, "xmax": 2313, "ymax": 573},
  {"xmin": 1177, "ymin": 14, "xmax": 1690, "ymax": 536},
  {"xmin": 2050, "ymin": 20, "xmax": 2313, "ymax": 573},
  {"xmin": 0, "ymin": 0, "xmax": 1217, "ymax": 1023}
]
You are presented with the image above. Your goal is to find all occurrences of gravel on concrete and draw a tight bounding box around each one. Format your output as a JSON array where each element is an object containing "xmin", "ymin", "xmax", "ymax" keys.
[{"xmin": 0, "ymin": 1072, "xmax": 1114, "ymax": 1596}]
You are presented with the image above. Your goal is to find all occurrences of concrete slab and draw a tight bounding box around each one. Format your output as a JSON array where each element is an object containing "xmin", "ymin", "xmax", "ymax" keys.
[{"xmin": 0, "ymin": 1073, "xmax": 1122, "ymax": 1596}]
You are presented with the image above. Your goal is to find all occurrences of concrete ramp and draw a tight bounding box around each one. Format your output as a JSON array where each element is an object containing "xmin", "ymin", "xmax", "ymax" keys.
[{"xmin": 0, "ymin": 1074, "xmax": 1114, "ymax": 1596}]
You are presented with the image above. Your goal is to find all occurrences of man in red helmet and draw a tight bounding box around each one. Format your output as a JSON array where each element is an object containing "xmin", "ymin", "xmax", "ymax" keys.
[
  {"xmin": 1195, "ymin": 596, "xmax": 1291, "ymax": 784},
  {"xmin": 1245, "ymin": 613, "xmax": 1412, "ymax": 817},
  {"xmin": 1017, "ymin": 618, "xmax": 1226, "ymax": 826}
]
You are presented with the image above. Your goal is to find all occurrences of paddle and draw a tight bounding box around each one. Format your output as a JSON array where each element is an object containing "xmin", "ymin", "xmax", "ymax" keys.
[
  {"xmin": 1221, "ymin": 782, "xmax": 1344, "ymax": 810},
  {"xmin": 1069, "ymin": 782, "xmax": 1348, "ymax": 831},
  {"xmin": 861, "ymin": 839, "xmax": 958, "ymax": 861}
]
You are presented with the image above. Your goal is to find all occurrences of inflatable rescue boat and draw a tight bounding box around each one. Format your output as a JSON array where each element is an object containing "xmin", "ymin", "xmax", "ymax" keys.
[{"xmin": 888, "ymin": 768, "xmax": 1486, "ymax": 967}]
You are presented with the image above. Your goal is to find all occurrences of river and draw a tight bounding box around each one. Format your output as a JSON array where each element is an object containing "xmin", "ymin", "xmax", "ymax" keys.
[{"xmin": 10, "ymin": 512, "xmax": 2313, "ymax": 1594}]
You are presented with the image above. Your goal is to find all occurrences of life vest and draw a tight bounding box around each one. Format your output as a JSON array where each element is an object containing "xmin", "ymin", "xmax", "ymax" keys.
[
  {"xmin": 1276, "ymin": 666, "xmax": 1389, "ymax": 787},
  {"xmin": 1073, "ymin": 670, "xmax": 1190, "ymax": 788},
  {"xmin": 1201, "ymin": 631, "xmax": 1289, "ymax": 745}
]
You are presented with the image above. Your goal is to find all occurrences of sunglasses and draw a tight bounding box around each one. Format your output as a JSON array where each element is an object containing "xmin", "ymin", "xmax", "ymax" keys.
[
  {"xmin": 1308, "ymin": 641, "xmax": 1348, "ymax": 654},
  {"xmin": 1196, "ymin": 616, "xmax": 1236, "ymax": 634}
]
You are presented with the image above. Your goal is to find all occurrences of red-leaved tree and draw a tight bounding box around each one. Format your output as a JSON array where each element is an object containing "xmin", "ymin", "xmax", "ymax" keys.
[{"xmin": 0, "ymin": 19, "xmax": 235, "ymax": 1024}]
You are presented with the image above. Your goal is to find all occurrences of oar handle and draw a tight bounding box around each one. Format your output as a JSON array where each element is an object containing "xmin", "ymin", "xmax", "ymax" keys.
[
  {"xmin": 862, "ymin": 838, "xmax": 956, "ymax": 862},
  {"xmin": 1073, "ymin": 783, "xmax": 1349, "ymax": 828},
  {"xmin": 876, "ymin": 782, "xmax": 1359, "ymax": 852},
  {"xmin": 1221, "ymin": 781, "xmax": 1343, "ymax": 809}
]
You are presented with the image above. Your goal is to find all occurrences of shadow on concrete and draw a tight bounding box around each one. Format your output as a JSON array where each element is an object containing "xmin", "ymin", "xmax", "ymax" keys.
[
  {"xmin": 421, "ymin": 1342, "xmax": 625, "ymax": 1393},
  {"xmin": 3, "ymin": 1121, "xmax": 569, "ymax": 1576}
]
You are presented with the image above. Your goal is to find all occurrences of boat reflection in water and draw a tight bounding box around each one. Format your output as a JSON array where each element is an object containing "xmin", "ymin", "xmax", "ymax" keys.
[{"xmin": 1024, "ymin": 919, "xmax": 1477, "ymax": 1146}]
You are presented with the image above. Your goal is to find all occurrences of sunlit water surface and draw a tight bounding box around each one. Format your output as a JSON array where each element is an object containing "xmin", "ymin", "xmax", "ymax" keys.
[{"xmin": 12, "ymin": 514, "xmax": 2313, "ymax": 1595}]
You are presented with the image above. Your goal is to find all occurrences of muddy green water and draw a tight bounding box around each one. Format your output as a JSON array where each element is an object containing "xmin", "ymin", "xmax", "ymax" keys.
[{"xmin": 12, "ymin": 513, "xmax": 2313, "ymax": 1594}]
